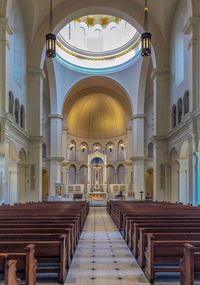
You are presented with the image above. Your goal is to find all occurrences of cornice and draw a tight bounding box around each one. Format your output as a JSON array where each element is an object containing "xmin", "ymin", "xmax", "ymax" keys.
[
  {"xmin": 131, "ymin": 114, "xmax": 146, "ymax": 120},
  {"xmin": 151, "ymin": 67, "xmax": 170, "ymax": 80},
  {"xmin": 49, "ymin": 114, "xmax": 63, "ymax": 120},
  {"xmin": 48, "ymin": 156, "xmax": 64, "ymax": 162},
  {"xmin": 130, "ymin": 155, "xmax": 145, "ymax": 161},
  {"xmin": 183, "ymin": 17, "xmax": 200, "ymax": 35}
]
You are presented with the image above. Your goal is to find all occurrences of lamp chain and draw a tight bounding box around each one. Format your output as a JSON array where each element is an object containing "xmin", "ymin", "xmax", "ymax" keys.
[
  {"xmin": 50, "ymin": 0, "xmax": 53, "ymax": 32},
  {"xmin": 144, "ymin": 0, "xmax": 148, "ymax": 32}
]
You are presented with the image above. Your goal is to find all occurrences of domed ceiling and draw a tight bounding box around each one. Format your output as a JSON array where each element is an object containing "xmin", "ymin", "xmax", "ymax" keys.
[{"xmin": 67, "ymin": 93, "xmax": 127, "ymax": 139}]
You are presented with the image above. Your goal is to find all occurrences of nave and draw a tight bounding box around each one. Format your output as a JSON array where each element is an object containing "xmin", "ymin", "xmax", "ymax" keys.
[{"xmin": 39, "ymin": 207, "xmax": 175, "ymax": 285}]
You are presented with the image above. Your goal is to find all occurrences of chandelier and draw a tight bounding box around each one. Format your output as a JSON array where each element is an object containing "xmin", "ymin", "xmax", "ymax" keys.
[
  {"xmin": 46, "ymin": 0, "xmax": 56, "ymax": 58},
  {"xmin": 141, "ymin": 0, "xmax": 151, "ymax": 57}
]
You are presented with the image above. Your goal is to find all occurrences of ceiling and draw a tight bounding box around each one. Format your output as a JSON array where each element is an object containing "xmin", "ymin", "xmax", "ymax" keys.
[
  {"xmin": 67, "ymin": 93, "xmax": 127, "ymax": 139},
  {"xmin": 15, "ymin": 0, "xmax": 179, "ymax": 50}
]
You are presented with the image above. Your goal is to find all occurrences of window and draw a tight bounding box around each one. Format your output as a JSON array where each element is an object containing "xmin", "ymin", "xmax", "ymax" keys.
[
  {"xmin": 148, "ymin": 143, "xmax": 153, "ymax": 158},
  {"xmin": 42, "ymin": 143, "xmax": 47, "ymax": 159},
  {"xmin": 8, "ymin": 91, "xmax": 14, "ymax": 115},
  {"xmin": 20, "ymin": 105, "xmax": 25, "ymax": 128},
  {"xmin": 171, "ymin": 105, "xmax": 177, "ymax": 128},
  {"xmin": 177, "ymin": 98, "xmax": 183, "ymax": 124},
  {"xmin": 183, "ymin": 90, "xmax": 189, "ymax": 115},
  {"xmin": 14, "ymin": 99, "xmax": 20, "ymax": 124}
]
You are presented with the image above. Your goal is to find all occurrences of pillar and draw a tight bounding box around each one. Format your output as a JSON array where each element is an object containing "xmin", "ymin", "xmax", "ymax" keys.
[
  {"xmin": 131, "ymin": 114, "xmax": 145, "ymax": 199},
  {"xmin": 178, "ymin": 159, "xmax": 189, "ymax": 203},
  {"xmin": 27, "ymin": 68, "xmax": 44, "ymax": 201},
  {"xmin": 196, "ymin": 152, "xmax": 200, "ymax": 205},
  {"xmin": 151, "ymin": 67, "xmax": 169, "ymax": 201},
  {"xmin": 49, "ymin": 114, "xmax": 64, "ymax": 196}
]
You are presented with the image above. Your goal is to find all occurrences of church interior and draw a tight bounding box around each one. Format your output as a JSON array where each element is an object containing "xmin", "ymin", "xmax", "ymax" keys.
[{"xmin": 0, "ymin": 0, "xmax": 200, "ymax": 284}]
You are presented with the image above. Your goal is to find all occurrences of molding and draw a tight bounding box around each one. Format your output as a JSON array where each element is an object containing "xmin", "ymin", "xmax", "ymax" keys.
[
  {"xmin": 151, "ymin": 67, "xmax": 170, "ymax": 80},
  {"xmin": 130, "ymin": 155, "xmax": 144, "ymax": 161},
  {"xmin": 131, "ymin": 114, "xmax": 146, "ymax": 120},
  {"xmin": 183, "ymin": 17, "xmax": 200, "ymax": 35},
  {"xmin": 27, "ymin": 67, "xmax": 46, "ymax": 81},
  {"xmin": 152, "ymin": 135, "xmax": 167, "ymax": 143},
  {"xmin": 48, "ymin": 156, "xmax": 64, "ymax": 162},
  {"xmin": 49, "ymin": 114, "xmax": 63, "ymax": 120}
]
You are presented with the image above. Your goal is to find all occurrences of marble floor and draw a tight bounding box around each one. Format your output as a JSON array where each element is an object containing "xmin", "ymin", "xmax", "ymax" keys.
[{"xmin": 37, "ymin": 207, "xmax": 179, "ymax": 285}]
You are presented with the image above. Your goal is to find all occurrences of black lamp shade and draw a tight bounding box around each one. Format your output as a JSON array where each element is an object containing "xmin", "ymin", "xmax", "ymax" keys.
[
  {"xmin": 46, "ymin": 33, "xmax": 56, "ymax": 58},
  {"xmin": 141, "ymin": 32, "xmax": 151, "ymax": 56}
]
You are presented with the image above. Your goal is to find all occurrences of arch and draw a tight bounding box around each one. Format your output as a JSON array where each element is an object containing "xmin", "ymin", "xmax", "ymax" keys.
[
  {"xmin": 8, "ymin": 142, "xmax": 17, "ymax": 161},
  {"xmin": 79, "ymin": 165, "xmax": 88, "ymax": 184},
  {"xmin": 169, "ymin": 148, "xmax": 179, "ymax": 203},
  {"xmin": 148, "ymin": 142, "xmax": 153, "ymax": 158},
  {"xmin": 68, "ymin": 140, "xmax": 76, "ymax": 161},
  {"xmin": 107, "ymin": 165, "xmax": 115, "ymax": 184},
  {"xmin": 92, "ymin": 143, "xmax": 102, "ymax": 153},
  {"xmin": 177, "ymin": 98, "xmax": 183, "ymax": 124},
  {"xmin": 20, "ymin": 105, "xmax": 25, "ymax": 128},
  {"xmin": 42, "ymin": 143, "xmax": 47, "ymax": 159},
  {"xmin": 62, "ymin": 76, "xmax": 133, "ymax": 122},
  {"xmin": 183, "ymin": 90, "xmax": 189, "ymax": 115},
  {"xmin": 69, "ymin": 164, "xmax": 76, "ymax": 184},
  {"xmin": 171, "ymin": 104, "xmax": 177, "ymax": 128},
  {"xmin": 14, "ymin": 99, "xmax": 20, "ymax": 124},
  {"xmin": 18, "ymin": 148, "xmax": 27, "ymax": 203},
  {"xmin": 8, "ymin": 91, "xmax": 14, "ymax": 115},
  {"xmin": 117, "ymin": 164, "xmax": 125, "ymax": 184},
  {"xmin": 145, "ymin": 168, "xmax": 153, "ymax": 199},
  {"xmin": 28, "ymin": 0, "xmax": 167, "ymax": 70},
  {"xmin": 91, "ymin": 157, "xmax": 104, "ymax": 165},
  {"xmin": 180, "ymin": 141, "xmax": 189, "ymax": 159}
]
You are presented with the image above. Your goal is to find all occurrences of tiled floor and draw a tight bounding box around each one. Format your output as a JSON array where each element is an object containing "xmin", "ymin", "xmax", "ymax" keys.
[{"xmin": 37, "ymin": 207, "xmax": 180, "ymax": 285}]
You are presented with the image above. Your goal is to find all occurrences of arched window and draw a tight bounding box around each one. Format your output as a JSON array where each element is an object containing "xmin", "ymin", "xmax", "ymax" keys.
[
  {"xmin": 42, "ymin": 143, "xmax": 47, "ymax": 159},
  {"xmin": 14, "ymin": 99, "xmax": 20, "ymax": 124},
  {"xmin": 183, "ymin": 90, "xmax": 189, "ymax": 115},
  {"xmin": 9, "ymin": 91, "xmax": 14, "ymax": 115},
  {"xmin": 171, "ymin": 105, "xmax": 176, "ymax": 128},
  {"xmin": 20, "ymin": 105, "xmax": 25, "ymax": 128},
  {"xmin": 148, "ymin": 143, "xmax": 153, "ymax": 158},
  {"xmin": 177, "ymin": 98, "xmax": 183, "ymax": 124}
]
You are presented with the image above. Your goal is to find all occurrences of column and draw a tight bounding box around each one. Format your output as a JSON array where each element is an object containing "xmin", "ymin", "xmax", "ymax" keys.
[
  {"xmin": 151, "ymin": 67, "xmax": 169, "ymax": 201},
  {"xmin": 196, "ymin": 152, "xmax": 200, "ymax": 205},
  {"xmin": 62, "ymin": 127, "xmax": 68, "ymax": 159},
  {"xmin": 178, "ymin": 159, "xmax": 189, "ymax": 203},
  {"xmin": 183, "ymin": 17, "xmax": 200, "ymax": 110},
  {"xmin": 0, "ymin": 17, "xmax": 10, "ymax": 112},
  {"xmin": 27, "ymin": 68, "xmax": 44, "ymax": 201},
  {"xmin": 49, "ymin": 114, "xmax": 64, "ymax": 196},
  {"xmin": 131, "ymin": 114, "xmax": 145, "ymax": 199},
  {"xmin": 103, "ymin": 165, "xmax": 107, "ymax": 185},
  {"xmin": 7, "ymin": 161, "xmax": 18, "ymax": 204}
]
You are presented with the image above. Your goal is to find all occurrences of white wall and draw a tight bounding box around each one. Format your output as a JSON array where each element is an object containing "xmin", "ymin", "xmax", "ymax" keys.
[{"xmin": 170, "ymin": 0, "xmax": 192, "ymax": 121}]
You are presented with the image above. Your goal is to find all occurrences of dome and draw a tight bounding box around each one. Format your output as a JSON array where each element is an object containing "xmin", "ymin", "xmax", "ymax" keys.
[
  {"xmin": 56, "ymin": 14, "xmax": 141, "ymax": 72},
  {"xmin": 67, "ymin": 93, "xmax": 128, "ymax": 139}
]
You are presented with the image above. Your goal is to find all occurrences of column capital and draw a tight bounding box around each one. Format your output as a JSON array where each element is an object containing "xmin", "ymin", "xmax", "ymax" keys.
[
  {"xmin": 151, "ymin": 67, "xmax": 170, "ymax": 80},
  {"xmin": 49, "ymin": 114, "xmax": 63, "ymax": 120},
  {"xmin": 48, "ymin": 156, "xmax": 64, "ymax": 162},
  {"xmin": 183, "ymin": 17, "xmax": 200, "ymax": 35},
  {"xmin": 130, "ymin": 155, "xmax": 145, "ymax": 162},
  {"xmin": 131, "ymin": 113, "xmax": 146, "ymax": 120},
  {"xmin": 27, "ymin": 67, "xmax": 46, "ymax": 81}
]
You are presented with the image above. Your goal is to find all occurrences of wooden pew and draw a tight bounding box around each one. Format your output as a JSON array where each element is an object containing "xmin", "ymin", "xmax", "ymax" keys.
[
  {"xmin": 5, "ymin": 260, "xmax": 20, "ymax": 285},
  {"xmin": 144, "ymin": 233, "xmax": 200, "ymax": 283},
  {"xmin": 1, "ymin": 244, "xmax": 36, "ymax": 285},
  {"xmin": 180, "ymin": 243, "xmax": 200, "ymax": 285}
]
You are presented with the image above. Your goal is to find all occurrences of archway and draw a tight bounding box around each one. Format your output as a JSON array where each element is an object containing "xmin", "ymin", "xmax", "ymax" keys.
[
  {"xmin": 145, "ymin": 169, "xmax": 153, "ymax": 199},
  {"xmin": 42, "ymin": 169, "xmax": 49, "ymax": 199},
  {"xmin": 18, "ymin": 149, "xmax": 27, "ymax": 203},
  {"xmin": 170, "ymin": 148, "xmax": 179, "ymax": 202},
  {"xmin": 7, "ymin": 142, "xmax": 18, "ymax": 204},
  {"xmin": 179, "ymin": 141, "xmax": 189, "ymax": 203}
]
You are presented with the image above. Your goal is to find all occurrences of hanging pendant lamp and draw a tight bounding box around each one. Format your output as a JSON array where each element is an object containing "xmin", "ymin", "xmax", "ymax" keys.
[
  {"xmin": 46, "ymin": 0, "xmax": 56, "ymax": 58},
  {"xmin": 141, "ymin": 0, "xmax": 151, "ymax": 57}
]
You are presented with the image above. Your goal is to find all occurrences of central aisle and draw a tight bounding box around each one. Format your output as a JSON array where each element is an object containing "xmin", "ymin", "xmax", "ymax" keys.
[{"xmin": 65, "ymin": 207, "xmax": 149, "ymax": 285}]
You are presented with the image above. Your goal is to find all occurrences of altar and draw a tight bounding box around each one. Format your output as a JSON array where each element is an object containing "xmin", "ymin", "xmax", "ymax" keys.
[{"xmin": 88, "ymin": 192, "xmax": 107, "ymax": 201}]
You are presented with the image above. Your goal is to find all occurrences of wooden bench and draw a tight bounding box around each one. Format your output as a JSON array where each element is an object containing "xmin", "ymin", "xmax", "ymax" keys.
[{"xmin": 180, "ymin": 243, "xmax": 200, "ymax": 285}]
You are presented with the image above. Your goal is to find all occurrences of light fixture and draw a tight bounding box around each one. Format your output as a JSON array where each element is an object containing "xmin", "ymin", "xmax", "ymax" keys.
[
  {"xmin": 95, "ymin": 145, "xmax": 99, "ymax": 151},
  {"xmin": 81, "ymin": 144, "xmax": 86, "ymax": 152},
  {"xmin": 108, "ymin": 144, "xmax": 113, "ymax": 152},
  {"xmin": 141, "ymin": 0, "xmax": 151, "ymax": 57},
  {"xmin": 70, "ymin": 142, "xmax": 74, "ymax": 150},
  {"xmin": 120, "ymin": 142, "xmax": 125, "ymax": 150},
  {"xmin": 46, "ymin": 0, "xmax": 56, "ymax": 58}
]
